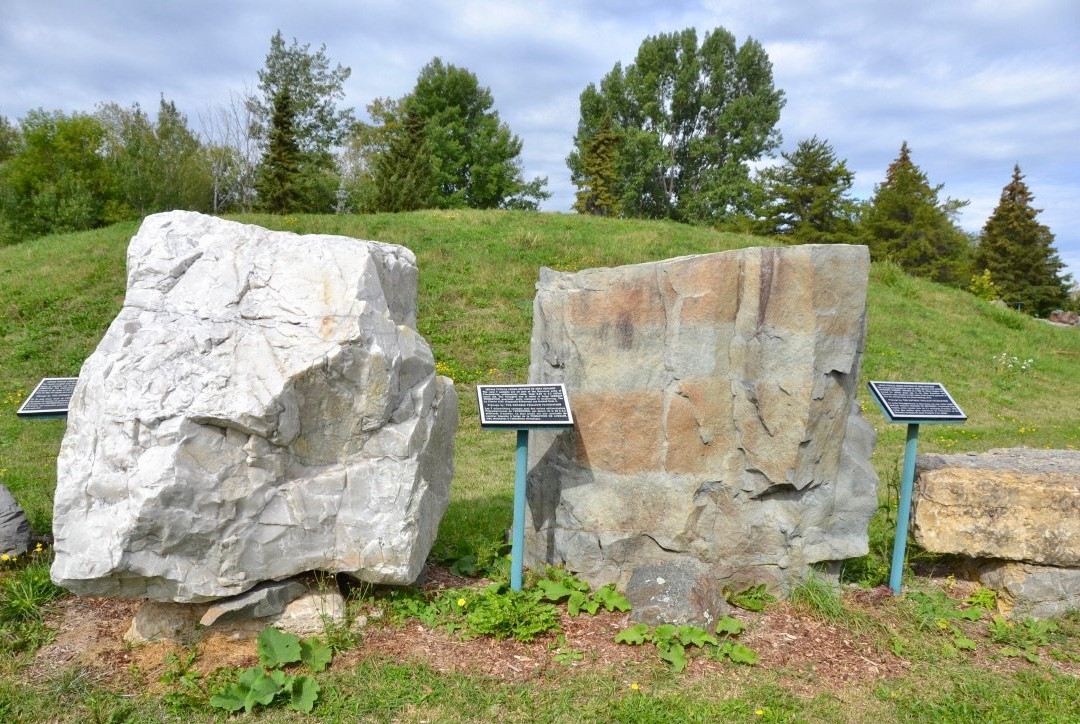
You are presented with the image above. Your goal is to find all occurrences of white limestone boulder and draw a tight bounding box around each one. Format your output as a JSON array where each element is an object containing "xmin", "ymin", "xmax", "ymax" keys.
[{"xmin": 52, "ymin": 211, "xmax": 457, "ymax": 602}]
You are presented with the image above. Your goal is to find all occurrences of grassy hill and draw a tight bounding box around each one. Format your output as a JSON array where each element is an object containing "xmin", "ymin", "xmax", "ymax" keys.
[
  {"xmin": 3, "ymin": 210, "xmax": 1077, "ymax": 536},
  {"xmin": 1, "ymin": 210, "xmax": 1079, "ymax": 720}
]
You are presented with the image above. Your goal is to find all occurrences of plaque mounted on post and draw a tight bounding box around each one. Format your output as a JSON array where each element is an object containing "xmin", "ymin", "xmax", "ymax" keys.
[
  {"xmin": 16, "ymin": 377, "xmax": 78, "ymax": 418},
  {"xmin": 476, "ymin": 383, "xmax": 575, "ymax": 592},
  {"xmin": 868, "ymin": 381, "xmax": 966, "ymax": 423},
  {"xmin": 476, "ymin": 384, "xmax": 574, "ymax": 429},
  {"xmin": 867, "ymin": 380, "xmax": 965, "ymax": 596}
]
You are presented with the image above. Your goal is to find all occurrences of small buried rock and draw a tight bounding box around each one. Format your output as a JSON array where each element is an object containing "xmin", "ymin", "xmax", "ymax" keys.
[
  {"xmin": 0, "ymin": 482, "xmax": 32, "ymax": 556},
  {"xmin": 625, "ymin": 561, "xmax": 729, "ymax": 627},
  {"xmin": 199, "ymin": 579, "xmax": 310, "ymax": 626},
  {"xmin": 124, "ymin": 576, "xmax": 351, "ymax": 645}
]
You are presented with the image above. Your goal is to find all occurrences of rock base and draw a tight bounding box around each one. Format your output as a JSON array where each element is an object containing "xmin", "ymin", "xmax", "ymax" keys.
[
  {"xmin": 124, "ymin": 577, "xmax": 354, "ymax": 645},
  {"xmin": 974, "ymin": 559, "xmax": 1080, "ymax": 620},
  {"xmin": 0, "ymin": 482, "xmax": 31, "ymax": 556}
]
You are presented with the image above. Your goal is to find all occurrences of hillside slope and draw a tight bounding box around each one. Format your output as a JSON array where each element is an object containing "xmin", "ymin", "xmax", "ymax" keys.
[{"xmin": 1, "ymin": 210, "xmax": 1077, "ymax": 539}]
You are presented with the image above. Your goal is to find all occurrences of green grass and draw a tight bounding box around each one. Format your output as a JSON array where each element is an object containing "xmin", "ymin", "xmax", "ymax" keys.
[{"xmin": 1, "ymin": 209, "xmax": 1080, "ymax": 720}]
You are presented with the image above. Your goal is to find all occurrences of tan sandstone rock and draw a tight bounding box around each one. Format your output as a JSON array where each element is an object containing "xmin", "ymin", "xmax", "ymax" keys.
[
  {"xmin": 912, "ymin": 448, "xmax": 1080, "ymax": 566},
  {"xmin": 525, "ymin": 245, "xmax": 878, "ymax": 620}
]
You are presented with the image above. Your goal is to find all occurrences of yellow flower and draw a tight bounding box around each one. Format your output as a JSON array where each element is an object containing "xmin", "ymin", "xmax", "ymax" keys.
[
  {"xmin": 630, "ymin": 683, "xmax": 639, "ymax": 691},
  {"xmin": 755, "ymin": 709, "xmax": 765, "ymax": 717},
  {"xmin": 35, "ymin": 543, "xmax": 43, "ymax": 552},
  {"xmin": 457, "ymin": 597, "xmax": 466, "ymax": 608},
  {"xmin": 1, "ymin": 554, "xmax": 10, "ymax": 562}
]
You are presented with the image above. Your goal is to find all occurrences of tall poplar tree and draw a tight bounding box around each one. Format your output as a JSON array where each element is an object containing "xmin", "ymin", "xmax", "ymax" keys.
[
  {"xmin": 568, "ymin": 27, "xmax": 784, "ymax": 223},
  {"xmin": 860, "ymin": 142, "xmax": 970, "ymax": 284},
  {"xmin": 974, "ymin": 165, "xmax": 1071, "ymax": 315}
]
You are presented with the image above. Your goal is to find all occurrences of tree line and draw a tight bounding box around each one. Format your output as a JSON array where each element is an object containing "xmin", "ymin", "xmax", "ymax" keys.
[{"xmin": 0, "ymin": 27, "xmax": 1073, "ymax": 315}]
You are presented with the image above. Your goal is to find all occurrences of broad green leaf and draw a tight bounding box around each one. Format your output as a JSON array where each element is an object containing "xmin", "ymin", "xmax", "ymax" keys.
[
  {"xmin": 209, "ymin": 666, "xmax": 286, "ymax": 713},
  {"xmin": 1000, "ymin": 646, "xmax": 1022, "ymax": 658},
  {"xmin": 725, "ymin": 642, "xmax": 758, "ymax": 665},
  {"xmin": 300, "ymin": 637, "xmax": 333, "ymax": 672},
  {"xmin": 593, "ymin": 585, "xmax": 631, "ymax": 612},
  {"xmin": 537, "ymin": 578, "xmax": 577, "ymax": 602},
  {"xmin": 581, "ymin": 596, "xmax": 601, "ymax": 615},
  {"xmin": 208, "ymin": 687, "xmax": 246, "ymax": 713},
  {"xmin": 615, "ymin": 623, "xmax": 651, "ymax": 645},
  {"xmin": 715, "ymin": 616, "xmax": 744, "ymax": 636},
  {"xmin": 676, "ymin": 625, "xmax": 717, "ymax": 648},
  {"xmin": 450, "ymin": 554, "xmax": 478, "ymax": 577},
  {"xmin": 258, "ymin": 627, "xmax": 302, "ymax": 668},
  {"xmin": 959, "ymin": 607, "xmax": 982, "ymax": 622},
  {"xmin": 658, "ymin": 642, "xmax": 688, "ymax": 672},
  {"xmin": 653, "ymin": 624, "xmax": 677, "ymax": 644},
  {"xmin": 954, "ymin": 635, "xmax": 977, "ymax": 651},
  {"xmin": 567, "ymin": 590, "xmax": 589, "ymax": 616},
  {"xmin": 288, "ymin": 675, "xmax": 321, "ymax": 713}
]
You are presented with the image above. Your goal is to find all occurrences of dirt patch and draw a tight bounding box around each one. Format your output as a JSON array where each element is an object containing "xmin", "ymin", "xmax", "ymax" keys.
[
  {"xmin": 26, "ymin": 570, "xmax": 884, "ymax": 696},
  {"xmin": 23, "ymin": 566, "xmax": 1077, "ymax": 701}
]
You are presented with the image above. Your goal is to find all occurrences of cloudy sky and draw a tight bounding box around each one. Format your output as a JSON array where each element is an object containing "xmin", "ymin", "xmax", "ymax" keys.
[{"xmin": 3, "ymin": 0, "xmax": 1078, "ymax": 282}]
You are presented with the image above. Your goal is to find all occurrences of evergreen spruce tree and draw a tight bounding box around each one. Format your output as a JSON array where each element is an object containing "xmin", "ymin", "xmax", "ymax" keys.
[
  {"xmin": 757, "ymin": 136, "xmax": 857, "ymax": 243},
  {"xmin": 860, "ymin": 142, "xmax": 970, "ymax": 284},
  {"xmin": 371, "ymin": 108, "xmax": 435, "ymax": 212},
  {"xmin": 255, "ymin": 89, "xmax": 301, "ymax": 213},
  {"xmin": 974, "ymin": 165, "xmax": 1071, "ymax": 316},
  {"xmin": 572, "ymin": 116, "xmax": 620, "ymax": 217}
]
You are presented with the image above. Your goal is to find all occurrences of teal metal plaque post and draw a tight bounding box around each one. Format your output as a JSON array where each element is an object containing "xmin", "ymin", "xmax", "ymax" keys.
[
  {"xmin": 476, "ymin": 384, "xmax": 574, "ymax": 592},
  {"xmin": 867, "ymin": 381, "xmax": 966, "ymax": 596},
  {"xmin": 511, "ymin": 429, "xmax": 529, "ymax": 591},
  {"xmin": 889, "ymin": 423, "xmax": 920, "ymax": 594}
]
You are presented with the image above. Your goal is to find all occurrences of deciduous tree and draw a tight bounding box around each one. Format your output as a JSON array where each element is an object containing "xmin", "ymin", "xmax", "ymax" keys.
[
  {"xmin": 249, "ymin": 30, "xmax": 354, "ymax": 159},
  {"xmin": 0, "ymin": 112, "xmax": 18, "ymax": 164},
  {"xmin": 0, "ymin": 110, "xmax": 111, "ymax": 242},
  {"xmin": 860, "ymin": 142, "xmax": 970, "ymax": 284},
  {"xmin": 97, "ymin": 98, "xmax": 211, "ymax": 219},
  {"xmin": 974, "ymin": 165, "xmax": 1071, "ymax": 315},
  {"xmin": 757, "ymin": 136, "xmax": 857, "ymax": 244},
  {"xmin": 199, "ymin": 89, "xmax": 261, "ymax": 212},
  {"xmin": 568, "ymin": 27, "xmax": 784, "ymax": 223}
]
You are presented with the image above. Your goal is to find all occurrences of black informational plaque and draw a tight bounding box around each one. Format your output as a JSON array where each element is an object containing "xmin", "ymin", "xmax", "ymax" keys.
[
  {"xmin": 476, "ymin": 384, "xmax": 574, "ymax": 428},
  {"xmin": 16, "ymin": 377, "xmax": 78, "ymax": 418},
  {"xmin": 868, "ymin": 381, "xmax": 966, "ymax": 423}
]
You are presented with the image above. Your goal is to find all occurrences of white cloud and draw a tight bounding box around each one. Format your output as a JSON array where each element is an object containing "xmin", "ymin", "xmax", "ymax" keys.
[{"xmin": 0, "ymin": 0, "xmax": 1076, "ymax": 279}]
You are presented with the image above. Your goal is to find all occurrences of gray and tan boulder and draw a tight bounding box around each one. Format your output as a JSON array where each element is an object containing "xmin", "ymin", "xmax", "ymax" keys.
[{"xmin": 525, "ymin": 245, "xmax": 879, "ymax": 622}]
